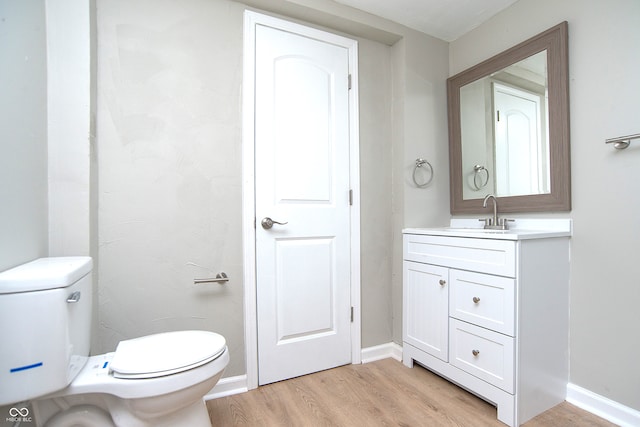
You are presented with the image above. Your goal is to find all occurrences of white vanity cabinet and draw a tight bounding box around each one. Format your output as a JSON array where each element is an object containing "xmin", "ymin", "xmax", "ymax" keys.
[{"xmin": 402, "ymin": 224, "xmax": 570, "ymax": 427}]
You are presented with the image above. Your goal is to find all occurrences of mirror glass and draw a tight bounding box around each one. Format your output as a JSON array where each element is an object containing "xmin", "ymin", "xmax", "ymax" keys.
[
  {"xmin": 448, "ymin": 22, "xmax": 570, "ymax": 214},
  {"xmin": 461, "ymin": 51, "xmax": 548, "ymax": 199}
]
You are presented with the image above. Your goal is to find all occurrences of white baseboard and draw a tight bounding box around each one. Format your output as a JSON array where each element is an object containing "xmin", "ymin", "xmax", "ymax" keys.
[
  {"xmin": 204, "ymin": 374, "xmax": 248, "ymax": 400},
  {"xmin": 360, "ymin": 342, "xmax": 403, "ymax": 364},
  {"xmin": 566, "ymin": 383, "xmax": 640, "ymax": 427}
]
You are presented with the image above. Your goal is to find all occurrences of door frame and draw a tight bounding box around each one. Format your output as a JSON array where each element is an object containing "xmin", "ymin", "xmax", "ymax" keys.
[{"xmin": 242, "ymin": 10, "xmax": 361, "ymax": 390}]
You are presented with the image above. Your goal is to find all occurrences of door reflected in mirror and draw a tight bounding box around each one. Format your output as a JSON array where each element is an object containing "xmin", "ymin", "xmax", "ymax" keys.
[{"xmin": 461, "ymin": 51, "xmax": 549, "ymax": 200}]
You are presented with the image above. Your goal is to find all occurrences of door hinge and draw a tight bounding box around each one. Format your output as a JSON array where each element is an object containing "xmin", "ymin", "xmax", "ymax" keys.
[
  {"xmin": 350, "ymin": 306, "xmax": 354, "ymax": 322},
  {"xmin": 349, "ymin": 189, "xmax": 353, "ymax": 206},
  {"xmin": 497, "ymin": 110, "xmax": 500, "ymax": 122},
  {"xmin": 348, "ymin": 74, "xmax": 352, "ymax": 90}
]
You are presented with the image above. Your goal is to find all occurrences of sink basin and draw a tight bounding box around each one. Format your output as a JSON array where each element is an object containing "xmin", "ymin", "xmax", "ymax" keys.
[{"xmin": 441, "ymin": 228, "xmax": 510, "ymax": 233}]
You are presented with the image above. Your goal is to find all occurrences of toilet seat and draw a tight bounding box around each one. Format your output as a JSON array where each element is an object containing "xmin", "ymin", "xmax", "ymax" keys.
[
  {"xmin": 110, "ymin": 331, "xmax": 226, "ymax": 379},
  {"xmin": 58, "ymin": 347, "xmax": 229, "ymax": 399}
]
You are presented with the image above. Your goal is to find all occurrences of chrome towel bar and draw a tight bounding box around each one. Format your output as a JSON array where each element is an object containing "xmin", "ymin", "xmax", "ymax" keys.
[{"xmin": 194, "ymin": 272, "xmax": 229, "ymax": 284}]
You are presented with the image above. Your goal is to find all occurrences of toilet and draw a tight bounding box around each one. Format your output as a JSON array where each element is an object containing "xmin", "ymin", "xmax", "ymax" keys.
[{"xmin": 0, "ymin": 257, "xmax": 229, "ymax": 427}]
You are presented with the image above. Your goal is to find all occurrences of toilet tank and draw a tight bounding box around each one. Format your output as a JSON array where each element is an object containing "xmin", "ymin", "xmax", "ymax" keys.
[{"xmin": 0, "ymin": 257, "xmax": 93, "ymax": 406}]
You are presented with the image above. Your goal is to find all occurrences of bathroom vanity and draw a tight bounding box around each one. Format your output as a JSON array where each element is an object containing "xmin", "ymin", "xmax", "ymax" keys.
[{"xmin": 402, "ymin": 220, "xmax": 571, "ymax": 427}]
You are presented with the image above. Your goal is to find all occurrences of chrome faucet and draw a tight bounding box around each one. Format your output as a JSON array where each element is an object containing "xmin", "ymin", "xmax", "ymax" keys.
[{"xmin": 480, "ymin": 194, "xmax": 513, "ymax": 230}]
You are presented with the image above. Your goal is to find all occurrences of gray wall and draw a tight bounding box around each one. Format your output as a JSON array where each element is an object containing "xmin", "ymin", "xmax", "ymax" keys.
[
  {"xmin": 390, "ymin": 34, "xmax": 450, "ymax": 346},
  {"xmin": 449, "ymin": 0, "xmax": 640, "ymax": 411},
  {"xmin": 358, "ymin": 38, "xmax": 394, "ymax": 347},
  {"xmin": 95, "ymin": 0, "xmax": 450, "ymax": 376},
  {"xmin": 0, "ymin": 0, "xmax": 48, "ymax": 271},
  {"xmin": 96, "ymin": 0, "xmax": 248, "ymax": 375}
]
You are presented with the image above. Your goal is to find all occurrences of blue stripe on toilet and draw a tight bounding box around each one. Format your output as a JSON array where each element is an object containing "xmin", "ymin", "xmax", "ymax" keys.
[{"xmin": 10, "ymin": 362, "xmax": 43, "ymax": 373}]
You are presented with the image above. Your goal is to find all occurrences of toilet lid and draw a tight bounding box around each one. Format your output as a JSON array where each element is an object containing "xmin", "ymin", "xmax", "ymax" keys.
[{"xmin": 110, "ymin": 331, "xmax": 226, "ymax": 379}]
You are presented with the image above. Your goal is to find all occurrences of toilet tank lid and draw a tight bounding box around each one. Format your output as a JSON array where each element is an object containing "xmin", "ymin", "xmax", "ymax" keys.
[{"xmin": 0, "ymin": 257, "xmax": 92, "ymax": 294}]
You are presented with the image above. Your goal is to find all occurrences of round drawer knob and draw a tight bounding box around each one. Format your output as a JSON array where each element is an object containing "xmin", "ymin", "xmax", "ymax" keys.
[
  {"xmin": 473, "ymin": 296, "xmax": 481, "ymax": 304},
  {"xmin": 439, "ymin": 279, "xmax": 446, "ymax": 286},
  {"xmin": 472, "ymin": 349, "xmax": 480, "ymax": 356}
]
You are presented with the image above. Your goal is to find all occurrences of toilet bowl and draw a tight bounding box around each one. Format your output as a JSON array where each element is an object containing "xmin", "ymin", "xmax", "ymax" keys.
[
  {"xmin": 0, "ymin": 257, "xmax": 229, "ymax": 427},
  {"xmin": 35, "ymin": 336, "xmax": 229, "ymax": 427}
]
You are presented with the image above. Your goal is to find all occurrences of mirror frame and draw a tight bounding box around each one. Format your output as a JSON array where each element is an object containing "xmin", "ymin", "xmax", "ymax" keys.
[{"xmin": 448, "ymin": 21, "xmax": 570, "ymax": 214}]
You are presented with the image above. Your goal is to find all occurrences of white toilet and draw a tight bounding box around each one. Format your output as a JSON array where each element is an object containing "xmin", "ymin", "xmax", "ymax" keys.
[{"xmin": 0, "ymin": 257, "xmax": 229, "ymax": 427}]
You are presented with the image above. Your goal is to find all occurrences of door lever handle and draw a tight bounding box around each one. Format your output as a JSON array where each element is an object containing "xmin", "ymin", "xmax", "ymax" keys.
[
  {"xmin": 67, "ymin": 291, "xmax": 82, "ymax": 303},
  {"xmin": 261, "ymin": 217, "xmax": 288, "ymax": 230}
]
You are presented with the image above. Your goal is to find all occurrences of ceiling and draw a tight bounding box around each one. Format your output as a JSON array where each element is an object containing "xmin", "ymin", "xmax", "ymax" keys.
[{"xmin": 333, "ymin": 0, "xmax": 519, "ymax": 42}]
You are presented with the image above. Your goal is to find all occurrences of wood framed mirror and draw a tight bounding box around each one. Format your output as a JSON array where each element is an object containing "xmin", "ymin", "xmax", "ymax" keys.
[{"xmin": 448, "ymin": 22, "xmax": 570, "ymax": 214}]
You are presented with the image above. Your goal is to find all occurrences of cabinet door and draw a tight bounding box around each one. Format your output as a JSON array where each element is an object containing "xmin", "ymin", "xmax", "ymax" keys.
[{"xmin": 403, "ymin": 261, "xmax": 449, "ymax": 362}]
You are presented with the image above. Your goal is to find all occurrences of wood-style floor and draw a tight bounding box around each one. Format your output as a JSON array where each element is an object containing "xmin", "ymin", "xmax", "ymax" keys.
[{"xmin": 206, "ymin": 358, "xmax": 616, "ymax": 427}]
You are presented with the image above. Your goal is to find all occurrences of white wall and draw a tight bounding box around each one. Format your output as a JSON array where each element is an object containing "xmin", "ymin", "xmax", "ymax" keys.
[
  {"xmin": 0, "ymin": 0, "xmax": 48, "ymax": 271},
  {"xmin": 46, "ymin": 0, "xmax": 93, "ymax": 258},
  {"xmin": 450, "ymin": 0, "xmax": 640, "ymax": 411},
  {"xmin": 0, "ymin": 0, "xmax": 92, "ymax": 268}
]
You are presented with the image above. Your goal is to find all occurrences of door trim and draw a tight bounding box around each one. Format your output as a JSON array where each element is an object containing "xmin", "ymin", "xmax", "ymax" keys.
[{"xmin": 242, "ymin": 10, "xmax": 361, "ymax": 390}]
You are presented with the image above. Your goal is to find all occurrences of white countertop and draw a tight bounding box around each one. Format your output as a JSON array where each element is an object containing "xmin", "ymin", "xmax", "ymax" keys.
[{"xmin": 403, "ymin": 218, "xmax": 572, "ymax": 241}]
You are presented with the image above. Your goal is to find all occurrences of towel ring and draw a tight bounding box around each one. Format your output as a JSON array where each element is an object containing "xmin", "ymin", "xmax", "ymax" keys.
[
  {"xmin": 473, "ymin": 165, "xmax": 489, "ymax": 190},
  {"xmin": 413, "ymin": 158, "xmax": 434, "ymax": 188}
]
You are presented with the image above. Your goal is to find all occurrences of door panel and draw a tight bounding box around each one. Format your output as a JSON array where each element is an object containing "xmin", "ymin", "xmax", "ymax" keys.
[
  {"xmin": 254, "ymin": 23, "xmax": 352, "ymax": 385},
  {"xmin": 275, "ymin": 237, "xmax": 335, "ymax": 341},
  {"xmin": 274, "ymin": 59, "xmax": 332, "ymax": 203}
]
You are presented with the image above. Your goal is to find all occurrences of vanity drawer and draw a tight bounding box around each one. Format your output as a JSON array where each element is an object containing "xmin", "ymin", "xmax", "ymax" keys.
[
  {"xmin": 450, "ymin": 270, "xmax": 515, "ymax": 336},
  {"xmin": 449, "ymin": 319, "xmax": 514, "ymax": 393},
  {"xmin": 403, "ymin": 234, "xmax": 516, "ymax": 277}
]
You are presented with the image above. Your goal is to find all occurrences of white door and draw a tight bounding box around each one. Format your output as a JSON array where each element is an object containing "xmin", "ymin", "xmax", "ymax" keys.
[
  {"xmin": 253, "ymin": 21, "xmax": 354, "ymax": 385},
  {"xmin": 493, "ymin": 82, "xmax": 547, "ymax": 196}
]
